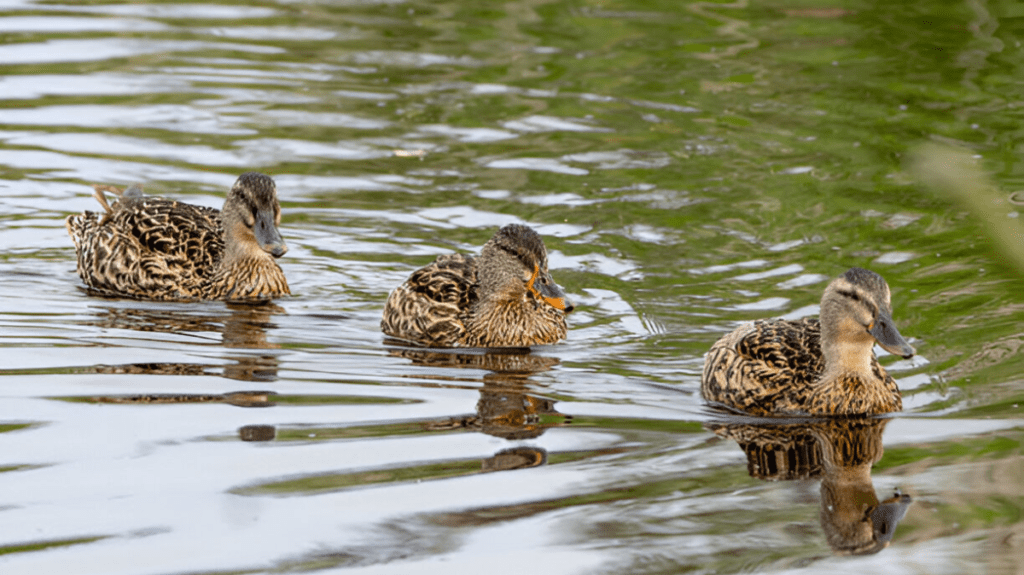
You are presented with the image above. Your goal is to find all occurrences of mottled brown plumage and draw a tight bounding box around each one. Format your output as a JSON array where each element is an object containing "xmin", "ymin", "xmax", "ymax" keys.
[
  {"xmin": 701, "ymin": 267, "xmax": 915, "ymax": 416},
  {"xmin": 66, "ymin": 172, "xmax": 289, "ymax": 302},
  {"xmin": 381, "ymin": 224, "xmax": 574, "ymax": 347}
]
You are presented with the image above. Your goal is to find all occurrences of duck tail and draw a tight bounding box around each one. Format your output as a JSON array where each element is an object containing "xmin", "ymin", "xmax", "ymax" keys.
[
  {"xmin": 90, "ymin": 185, "xmax": 116, "ymax": 213},
  {"xmin": 91, "ymin": 183, "xmax": 144, "ymax": 214}
]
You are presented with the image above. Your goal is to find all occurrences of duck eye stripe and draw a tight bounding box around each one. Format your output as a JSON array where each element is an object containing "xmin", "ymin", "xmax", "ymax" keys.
[
  {"xmin": 838, "ymin": 288, "xmax": 879, "ymax": 316},
  {"xmin": 496, "ymin": 243, "xmax": 522, "ymax": 259},
  {"xmin": 837, "ymin": 289, "xmax": 860, "ymax": 302},
  {"xmin": 497, "ymin": 243, "xmax": 541, "ymax": 270}
]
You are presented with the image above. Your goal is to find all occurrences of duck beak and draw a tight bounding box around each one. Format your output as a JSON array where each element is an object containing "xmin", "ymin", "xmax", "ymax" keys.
[
  {"xmin": 254, "ymin": 208, "xmax": 288, "ymax": 258},
  {"xmin": 870, "ymin": 492, "xmax": 912, "ymax": 545},
  {"xmin": 869, "ymin": 309, "xmax": 914, "ymax": 358},
  {"xmin": 529, "ymin": 266, "xmax": 574, "ymax": 313}
]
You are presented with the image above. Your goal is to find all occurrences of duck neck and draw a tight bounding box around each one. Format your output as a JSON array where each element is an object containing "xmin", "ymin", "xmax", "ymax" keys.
[
  {"xmin": 463, "ymin": 292, "xmax": 566, "ymax": 347},
  {"xmin": 814, "ymin": 323, "xmax": 902, "ymax": 415},
  {"xmin": 208, "ymin": 223, "xmax": 289, "ymax": 301},
  {"xmin": 210, "ymin": 250, "xmax": 288, "ymax": 302},
  {"xmin": 819, "ymin": 330, "xmax": 875, "ymax": 382},
  {"xmin": 817, "ymin": 294, "xmax": 877, "ymax": 383}
]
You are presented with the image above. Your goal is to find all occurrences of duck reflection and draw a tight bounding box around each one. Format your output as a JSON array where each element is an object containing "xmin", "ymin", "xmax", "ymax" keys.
[
  {"xmin": 78, "ymin": 303, "xmax": 284, "ymax": 414},
  {"xmin": 390, "ymin": 346, "xmax": 569, "ymax": 471},
  {"xmin": 83, "ymin": 302, "xmax": 283, "ymax": 379},
  {"xmin": 238, "ymin": 424, "xmax": 277, "ymax": 442},
  {"xmin": 84, "ymin": 302, "xmax": 283, "ymax": 349},
  {"xmin": 708, "ymin": 417, "xmax": 911, "ymax": 555}
]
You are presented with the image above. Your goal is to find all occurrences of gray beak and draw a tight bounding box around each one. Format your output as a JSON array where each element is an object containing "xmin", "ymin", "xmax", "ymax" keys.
[
  {"xmin": 869, "ymin": 308, "xmax": 915, "ymax": 358},
  {"xmin": 870, "ymin": 492, "xmax": 912, "ymax": 544},
  {"xmin": 254, "ymin": 208, "xmax": 287, "ymax": 258}
]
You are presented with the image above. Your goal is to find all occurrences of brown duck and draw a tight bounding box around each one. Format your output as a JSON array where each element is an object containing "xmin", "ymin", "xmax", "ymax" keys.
[
  {"xmin": 701, "ymin": 267, "xmax": 915, "ymax": 416},
  {"xmin": 381, "ymin": 224, "xmax": 574, "ymax": 347},
  {"xmin": 66, "ymin": 172, "xmax": 289, "ymax": 302}
]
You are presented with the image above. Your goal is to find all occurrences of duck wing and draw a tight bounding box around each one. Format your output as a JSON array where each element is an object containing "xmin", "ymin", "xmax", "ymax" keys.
[
  {"xmin": 734, "ymin": 318, "xmax": 824, "ymax": 387},
  {"xmin": 381, "ymin": 253, "xmax": 478, "ymax": 346},
  {"xmin": 702, "ymin": 318, "xmax": 824, "ymax": 415},
  {"xmin": 68, "ymin": 195, "xmax": 225, "ymax": 300},
  {"xmin": 124, "ymin": 198, "xmax": 223, "ymax": 271}
]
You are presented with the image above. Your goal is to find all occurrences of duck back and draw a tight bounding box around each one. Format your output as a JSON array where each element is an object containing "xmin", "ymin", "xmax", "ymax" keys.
[
  {"xmin": 67, "ymin": 196, "xmax": 224, "ymax": 301},
  {"xmin": 381, "ymin": 253, "xmax": 478, "ymax": 346},
  {"xmin": 702, "ymin": 318, "xmax": 825, "ymax": 415}
]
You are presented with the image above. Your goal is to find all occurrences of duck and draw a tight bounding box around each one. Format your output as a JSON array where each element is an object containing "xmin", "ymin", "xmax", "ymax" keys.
[
  {"xmin": 66, "ymin": 172, "xmax": 290, "ymax": 302},
  {"xmin": 701, "ymin": 267, "xmax": 915, "ymax": 416},
  {"xmin": 381, "ymin": 223, "xmax": 574, "ymax": 347}
]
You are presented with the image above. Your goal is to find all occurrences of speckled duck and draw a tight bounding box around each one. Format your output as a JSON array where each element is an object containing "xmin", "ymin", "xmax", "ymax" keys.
[
  {"xmin": 381, "ymin": 224, "xmax": 573, "ymax": 347},
  {"xmin": 66, "ymin": 172, "xmax": 289, "ymax": 302},
  {"xmin": 701, "ymin": 267, "xmax": 915, "ymax": 416}
]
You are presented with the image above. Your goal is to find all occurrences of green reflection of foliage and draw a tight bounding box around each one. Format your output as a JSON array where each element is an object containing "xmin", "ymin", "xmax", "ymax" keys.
[
  {"xmin": 0, "ymin": 536, "xmax": 106, "ymax": 557},
  {"xmin": 0, "ymin": 423, "xmax": 33, "ymax": 434},
  {"xmin": 237, "ymin": 459, "xmax": 484, "ymax": 496},
  {"xmin": 269, "ymin": 394, "xmax": 411, "ymax": 406},
  {"xmin": 237, "ymin": 448, "xmax": 605, "ymax": 496},
  {"xmin": 273, "ymin": 421, "xmax": 434, "ymax": 441}
]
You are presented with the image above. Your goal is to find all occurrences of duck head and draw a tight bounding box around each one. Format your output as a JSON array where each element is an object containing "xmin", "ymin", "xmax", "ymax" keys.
[
  {"xmin": 221, "ymin": 172, "xmax": 288, "ymax": 259},
  {"xmin": 820, "ymin": 267, "xmax": 915, "ymax": 362},
  {"xmin": 477, "ymin": 224, "xmax": 574, "ymax": 313}
]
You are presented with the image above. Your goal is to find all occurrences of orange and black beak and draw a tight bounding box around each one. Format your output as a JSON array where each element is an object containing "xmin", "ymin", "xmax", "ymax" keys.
[{"xmin": 527, "ymin": 264, "xmax": 574, "ymax": 313}]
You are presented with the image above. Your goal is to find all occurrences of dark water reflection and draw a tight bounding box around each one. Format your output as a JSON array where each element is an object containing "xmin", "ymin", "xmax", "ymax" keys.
[
  {"xmin": 81, "ymin": 302, "xmax": 284, "ymax": 349},
  {"xmin": 1, "ymin": 0, "xmax": 1024, "ymax": 573},
  {"xmin": 77, "ymin": 302, "xmax": 284, "ymax": 384},
  {"xmin": 709, "ymin": 417, "xmax": 912, "ymax": 556},
  {"xmin": 394, "ymin": 348, "xmax": 566, "ymax": 471}
]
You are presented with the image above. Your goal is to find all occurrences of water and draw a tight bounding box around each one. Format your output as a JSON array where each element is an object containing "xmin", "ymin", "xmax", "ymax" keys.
[{"xmin": 1, "ymin": 0, "xmax": 1023, "ymax": 573}]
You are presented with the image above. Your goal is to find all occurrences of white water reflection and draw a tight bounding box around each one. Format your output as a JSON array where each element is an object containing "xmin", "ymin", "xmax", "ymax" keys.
[
  {"xmin": 348, "ymin": 50, "xmax": 479, "ymax": 67},
  {"xmin": 503, "ymin": 115, "xmax": 610, "ymax": 133},
  {"xmin": 0, "ymin": 104, "xmax": 255, "ymax": 134},
  {"xmin": 875, "ymin": 251, "xmax": 917, "ymax": 264},
  {"xmin": 0, "ymin": 15, "xmax": 167, "ymax": 32},
  {"xmin": 417, "ymin": 125, "xmax": 518, "ymax": 143},
  {"xmin": 518, "ymin": 192, "xmax": 600, "ymax": 206},
  {"xmin": 56, "ymin": 3, "xmax": 279, "ymax": 19},
  {"xmin": 276, "ymin": 174, "xmax": 425, "ymax": 193},
  {"xmin": 562, "ymin": 150, "xmax": 672, "ymax": 170},
  {"xmin": 0, "ymin": 38, "xmax": 282, "ymax": 64},
  {"xmin": 203, "ymin": 25, "xmax": 342, "ymax": 41},
  {"xmin": 0, "ymin": 74, "xmax": 190, "ymax": 99},
  {"xmin": 5, "ymin": 133, "xmax": 247, "ymax": 166},
  {"xmin": 687, "ymin": 259, "xmax": 769, "ymax": 275},
  {"xmin": 238, "ymin": 139, "xmax": 393, "ymax": 163},
  {"xmin": 483, "ymin": 158, "xmax": 589, "ymax": 175},
  {"xmin": 0, "ymin": 149, "xmax": 231, "ymax": 185},
  {"xmin": 729, "ymin": 297, "xmax": 790, "ymax": 311},
  {"xmin": 775, "ymin": 273, "xmax": 829, "ymax": 289},
  {"xmin": 731, "ymin": 263, "xmax": 803, "ymax": 281},
  {"xmin": 257, "ymin": 110, "xmax": 391, "ymax": 130}
]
